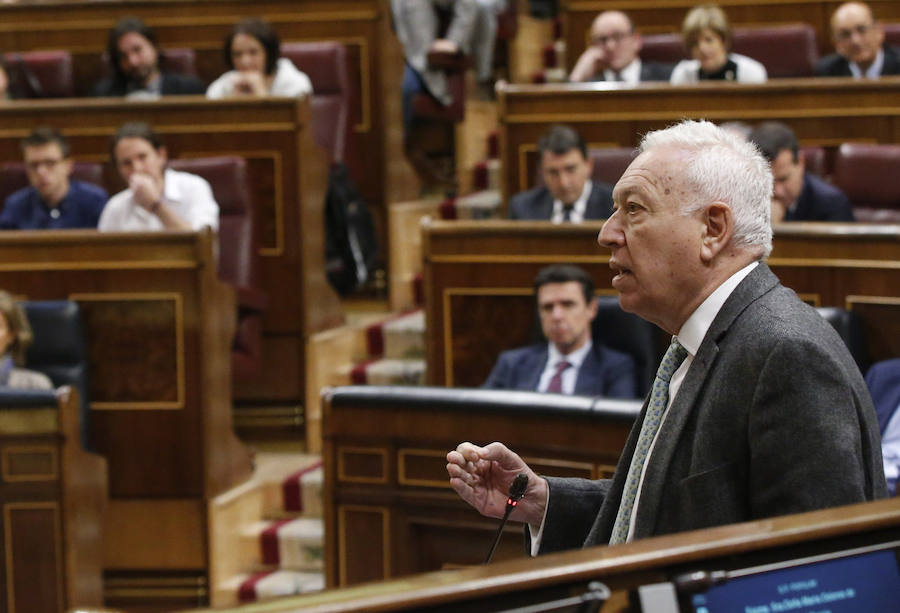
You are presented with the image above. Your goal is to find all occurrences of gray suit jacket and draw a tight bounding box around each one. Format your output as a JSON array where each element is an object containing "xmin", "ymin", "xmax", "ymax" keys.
[{"xmin": 537, "ymin": 263, "xmax": 887, "ymax": 553}]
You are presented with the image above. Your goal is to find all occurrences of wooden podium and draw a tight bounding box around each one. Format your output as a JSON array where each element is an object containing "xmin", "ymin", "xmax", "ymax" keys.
[{"xmin": 0, "ymin": 230, "xmax": 251, "ymax": 609}]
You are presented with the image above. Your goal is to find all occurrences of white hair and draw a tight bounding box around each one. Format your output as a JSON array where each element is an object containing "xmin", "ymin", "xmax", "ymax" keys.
[{"xmin": 640, "ymin": 119, "xmax": 773, "ymax": 257}]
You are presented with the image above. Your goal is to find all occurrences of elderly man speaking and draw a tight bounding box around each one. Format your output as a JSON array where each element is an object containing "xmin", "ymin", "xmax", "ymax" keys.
[{"xmin": 447, "ymin": 120, "xmax": 886, "ymax": 553}]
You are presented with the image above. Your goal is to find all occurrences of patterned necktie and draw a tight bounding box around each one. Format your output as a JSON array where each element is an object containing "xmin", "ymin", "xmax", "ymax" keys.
[
  {"xmin": 609, "ymin": 338, "xmax": 688, "ymax": 544},
  {"xmin": 546, "ymin": 360, "xmax": 571, "ymax": 393}
]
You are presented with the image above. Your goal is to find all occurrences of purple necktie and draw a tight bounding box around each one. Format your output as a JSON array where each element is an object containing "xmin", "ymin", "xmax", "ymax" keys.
[{"xmin": 546, "ymin": 360, "xmax": 571, "ymax": 393}]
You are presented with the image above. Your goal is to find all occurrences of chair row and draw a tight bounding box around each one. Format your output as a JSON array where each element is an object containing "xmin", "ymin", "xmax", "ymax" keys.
[
  {"xmin": 541, "ymin": 143, "xmax": 900, "ymax": 223},
  {"xmin": 3, "ymin": 42, "xmax": 356, "ymax": 170},
  {"xmin": 639, "ymin": 22, "xmax": 900, "ymax": 79},
  {"xmin": 0, "ymin": 156, "xmax": 266, "ymax": 384}
]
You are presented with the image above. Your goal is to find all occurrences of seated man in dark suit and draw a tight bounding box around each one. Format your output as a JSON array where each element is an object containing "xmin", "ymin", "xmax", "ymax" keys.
[
  {"xmin": 815, "ymin": 2, "xmax": 900, "ymax": 78},
  {"xmin": 92, "ymin": 17, "xmax": 206, "ymax": 98},
  {"xmin": 0, "ymin": 127, "xmax": 107, "ymax": 229},
  {"xmin": 748, "ymin": 121, "xmax": 855, "ymax": 222},
  {"xmin": 865, "ymin": 358, "xmax": 900, "ymax": 495},
  {"xmin": 569, "ymin": 10, "xmax": 673, "ymax": 83},
  {"xmin": 509, "ymin": 125, "xmax": 614, "ymax": 222},
  {"xmin": 483, "ymin": 264, "xmax": 637, "ymax": 398}
]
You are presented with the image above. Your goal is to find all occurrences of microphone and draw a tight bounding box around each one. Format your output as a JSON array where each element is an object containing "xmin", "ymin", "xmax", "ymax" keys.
[{"xmin": 484, "ymin": 473, "xmax": 529, "ymax": 564}]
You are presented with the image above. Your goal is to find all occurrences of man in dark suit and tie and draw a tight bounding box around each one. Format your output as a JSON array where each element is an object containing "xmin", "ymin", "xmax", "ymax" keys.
[
  {"xmin": 815, "ymin": 2, "xmax": 900, "ymax": 78},
  {"xmin": 748, "ymin": 121, "xmax": 855, "ymax": 222},
  {"xmin": 448, "ymin": 120, "xmax": 886, "ymax": 553},
  {"xmin": 865, "ymin": 358, "xmax": 900, "ymax": 495},
  {"xmin": 509, "ymin": 125, "xmax": 614, "ymax": 222},
  {"xmin": 482, "ymin": 264, "xmax": 637, "ymax": 398},
  {"xmin": 568, "ymin": 10, "xmax": 673, "ymax": 84}
]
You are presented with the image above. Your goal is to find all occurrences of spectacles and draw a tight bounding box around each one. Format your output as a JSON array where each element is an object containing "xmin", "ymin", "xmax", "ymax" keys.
[
  {"xmin": 834, "ymin": 23, "xmax": 874, "ymax": 42},
  {"xmin": 25, "ymin": 159, "xmax": 65, "ymax": 172},
  {"xmin": 590, "ymin": 31, "xmax": 632, "ymax": 46}
]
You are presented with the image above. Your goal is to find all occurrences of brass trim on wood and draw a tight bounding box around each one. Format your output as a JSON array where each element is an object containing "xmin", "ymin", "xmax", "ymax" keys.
[
  {"xmin": 337, "ymin": 504, "xmax": 390, "ymax": 586},
  {"xmin": 1, "ymin": 446, "xmax": 58, "ymax": 483},
  {"xmin": 337, "ymin": 446, "xmax": 388, "ymax": 484},
  {"xmin": 69, "ymin": 292, "xmax": 185, "ymax": 411},
  {"xmin": 178, "ymin": 149, "xmax": 285, "ymax": 256},
  {"xmin": 0, "ymin": 409, "xmax": 58, "ymax": 435},
  {"xmin": 0, "ymin": 260, "xmax": 198, "ymax": 272},
  {"xmin": 431, "ymin": 254, "xmax": 612, "ymax": 264},
  {"xmin": 3, "ymin": 501, "xmax": 63, "ymax": 613},
  {"xmin": 397, "ymin": 448, "xmax": 451, "ymax": 488}
]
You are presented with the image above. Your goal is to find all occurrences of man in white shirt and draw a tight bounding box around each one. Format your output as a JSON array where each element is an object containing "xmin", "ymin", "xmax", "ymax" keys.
[
  {"xmin": 447, "ymin": 120, "xmax": 886, "ymax": 552},
  {"xmin": 99, "ymin": 122, "xmax": 219, "ymax": 232},
  {"xmin": 508, "ymin": 125, "xmax": 613, "ymax": 222},
  {"xmin": 569, "ymin": 11, "xmax": 673, "ymax": 84}
]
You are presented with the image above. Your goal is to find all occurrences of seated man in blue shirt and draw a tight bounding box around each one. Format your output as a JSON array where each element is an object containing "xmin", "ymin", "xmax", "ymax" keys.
[
  {"xmin": 0, "ymin": 127, "xmax": 107, "ymax": 229},
  {"xmin": 483, "ymin": 264, "xmax": 638, "ymax": 398}
]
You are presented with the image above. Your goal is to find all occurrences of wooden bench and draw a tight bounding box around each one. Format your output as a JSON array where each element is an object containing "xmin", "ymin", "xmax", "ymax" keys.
[
  {"xmin": 498, "ymin": 78, "xmax": 900, "ymax": 208},
  {"xmin": 561, "ymin": 0, "xmax": 900, "ymax": 73},
  {"xmin": 0, "ymin": 0, "xmax": 390, "ymax": 222},
  {"xmin": 0, "ymin": 96, "xmax": 342, "ymax": 438},
  {"xmin": 422, "ymin": 220, "xmax": 900, "ymax": 387},
  {"xmin": 184, "ymin": 495, "xmax": 900, "ymax": 611},
  {"xmin": 321, "ymin": 385, "xmax": 643, "ymax": 587},
  {"xmin": 0, "ymin": 386, "xmax": 107, "ymax": 612},
  {"xmin": 0, "ymin": 229, "xmax": 253, "ymax": 609}
]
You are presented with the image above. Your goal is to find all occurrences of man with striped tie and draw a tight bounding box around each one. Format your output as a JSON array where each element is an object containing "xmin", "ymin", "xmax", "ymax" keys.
[{"xmin": 447, "ymin": 120, "xmax": 886, "ymax": 553}]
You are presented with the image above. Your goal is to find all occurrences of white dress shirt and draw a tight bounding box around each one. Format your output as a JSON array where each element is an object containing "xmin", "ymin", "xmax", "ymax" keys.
[
  {"xmin": 551, "ymin": 180, "xmax": 593, "ymax": 223},
  {"xmin": 537, "ymin": 340, "xmax": 593, "ymax": 395},
  {"xmin": 848, "ymin": 47, "xmax": 885, "ymax": 79},
  {"xmin": 99, "ymin": 168, "xmax": 220, "ymax": 232},
  {"xmin": 530, "ymin": 261, "xmax": 759, "ymax": 553},
  {"xmin": 603, "ymin": 59, "xmax": 642, "ymax": 84}
]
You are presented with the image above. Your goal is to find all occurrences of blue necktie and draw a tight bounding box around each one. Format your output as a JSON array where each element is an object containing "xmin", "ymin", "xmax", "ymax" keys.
[{"xmin": 609, "ymin": 338, "xmax": 688, "ymax": 544}]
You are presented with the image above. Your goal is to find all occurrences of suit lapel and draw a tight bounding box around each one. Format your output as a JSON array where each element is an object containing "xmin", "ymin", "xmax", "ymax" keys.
[
  {"xmin": 523, "ymin": 345, "xmax": 549, "ymax": 391},
  {"xmin": 573, "ymin": 347, "xmax": 599, "ymax": 394},
  {"xmin": 631, "ymin": 263, "xmax": 780, "ymax": 538},
  {"xmin": 535, "ymin": 190, "xmax": 554, "ymax": 220}
]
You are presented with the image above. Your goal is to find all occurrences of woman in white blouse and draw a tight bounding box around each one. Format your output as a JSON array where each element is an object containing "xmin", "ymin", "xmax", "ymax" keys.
[
  {"xmin": 206, "ymin": 18, "xmax": 313, "ymax": 99},
  {"xmin": 670, "ymin": 4, "xmax": 767, "ymax": 85}
]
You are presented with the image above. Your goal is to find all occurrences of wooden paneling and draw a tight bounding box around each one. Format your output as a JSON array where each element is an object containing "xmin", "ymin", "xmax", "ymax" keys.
[
  {"xmin": 0, "ymin": 231, "xmax": 252, "ymax": 609},
  {"xmin": 561, "ymin": 0, "xmax": 900, "ymax": 72},
  {"xmin": 165, "ymin": 497, "xmax": 900, "ymax": 612},
  {"xmin": 498, "ymin": 78, "xmax": 900, "ymax": 206},
  {"xmin": 0, "ymin": 0, "xmax": 388, "ymax": 221},
  {"xmin": 0, "ymin": 97, "xmax": 342, "ymax": 415},
  {"xmin": 0, "ymin": 388, "xmax": 107, "ymax": 613},
  {"xmin": 422, "ymin": 221, "xmax": 900, "ymax": 386},
  {"xmin": 321, "ymin": 388, "xmax": 640, "ymax": 587}
]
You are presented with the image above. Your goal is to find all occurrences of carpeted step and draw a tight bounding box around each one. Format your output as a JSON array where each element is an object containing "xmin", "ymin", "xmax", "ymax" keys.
[
  {"xmin": 281, "ymin": 461, "xmax": 323, "ymax": 516},
  {"xmin": 233, "ymin": 569, "xmax": 324, "ymax": 603},
  {"xmin": 252, "ymin": 517, "xmax": 324, "ymax": 572},
  {"xmin": 351, "ymin": 358, "xmax": 426, "ymax": 385},
  {"xmin": 382, "ymin": 309, "xmax": 425, "ymax": 359}
]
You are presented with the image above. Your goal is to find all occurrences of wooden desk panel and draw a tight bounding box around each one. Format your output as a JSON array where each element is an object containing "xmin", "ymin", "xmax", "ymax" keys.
[
  {"xmin": 422, "ymin": 221, "xmax": 900, "ymax": 387},
  {"xmin": 0, "ymin": 230, "xmax": 253, "ymax": 608},
  {"xmin": 0, "ymin": 97, "xmax": 342, "ymax": 408},
  {"xmin": 499, "ymin": 79, "xmax": 900, "ymax": 204},
  {"xmin": 0, "ymin": 0, "xmax": 387, "ymax": 215},
  {"xmin": 561, "ymin": 0, "xmax": 900, "ymax": 73}
]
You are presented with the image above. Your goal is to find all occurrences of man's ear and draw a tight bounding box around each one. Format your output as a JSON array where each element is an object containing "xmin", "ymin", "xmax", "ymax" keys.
[
  {"xmin": 62, "ymin": 158, "xmax": 74, "ymax": 177},
  {"xmin": 700, "ymin": 202, "xmax": 733, "ymax": 263},
  {"xmin": 158, "ymin": 146, "xmax": 168, "ymax": 165}
]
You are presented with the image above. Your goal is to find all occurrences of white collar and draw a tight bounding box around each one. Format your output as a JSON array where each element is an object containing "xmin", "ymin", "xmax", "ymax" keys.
[
  {"xmin": 547, "ymin": 338, "xmax": 593, "ymax": 369},
  {"xmin": 552, "ymin": 180, "xmax": 593, "ymax": 223},
  {"xmin": 604, "ymin": 58, "xmax": 642, "ymax": 84},
  {"xmin": 849, "ymin": 47, "xmax": 885, "ymax": 79},
  {"xmin": 675, "ymin": 261, "xmax": 759, "ymax": 357}
]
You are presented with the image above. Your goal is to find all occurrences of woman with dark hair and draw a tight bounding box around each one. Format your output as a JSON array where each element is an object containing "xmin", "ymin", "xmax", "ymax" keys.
[
  {"xmin": 0, "ymin": 290, "xmax": 52, "ymax": 390},
  {"xmin": 206, "ymin": 18, "xmax": 312, "ymax": 98}
]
